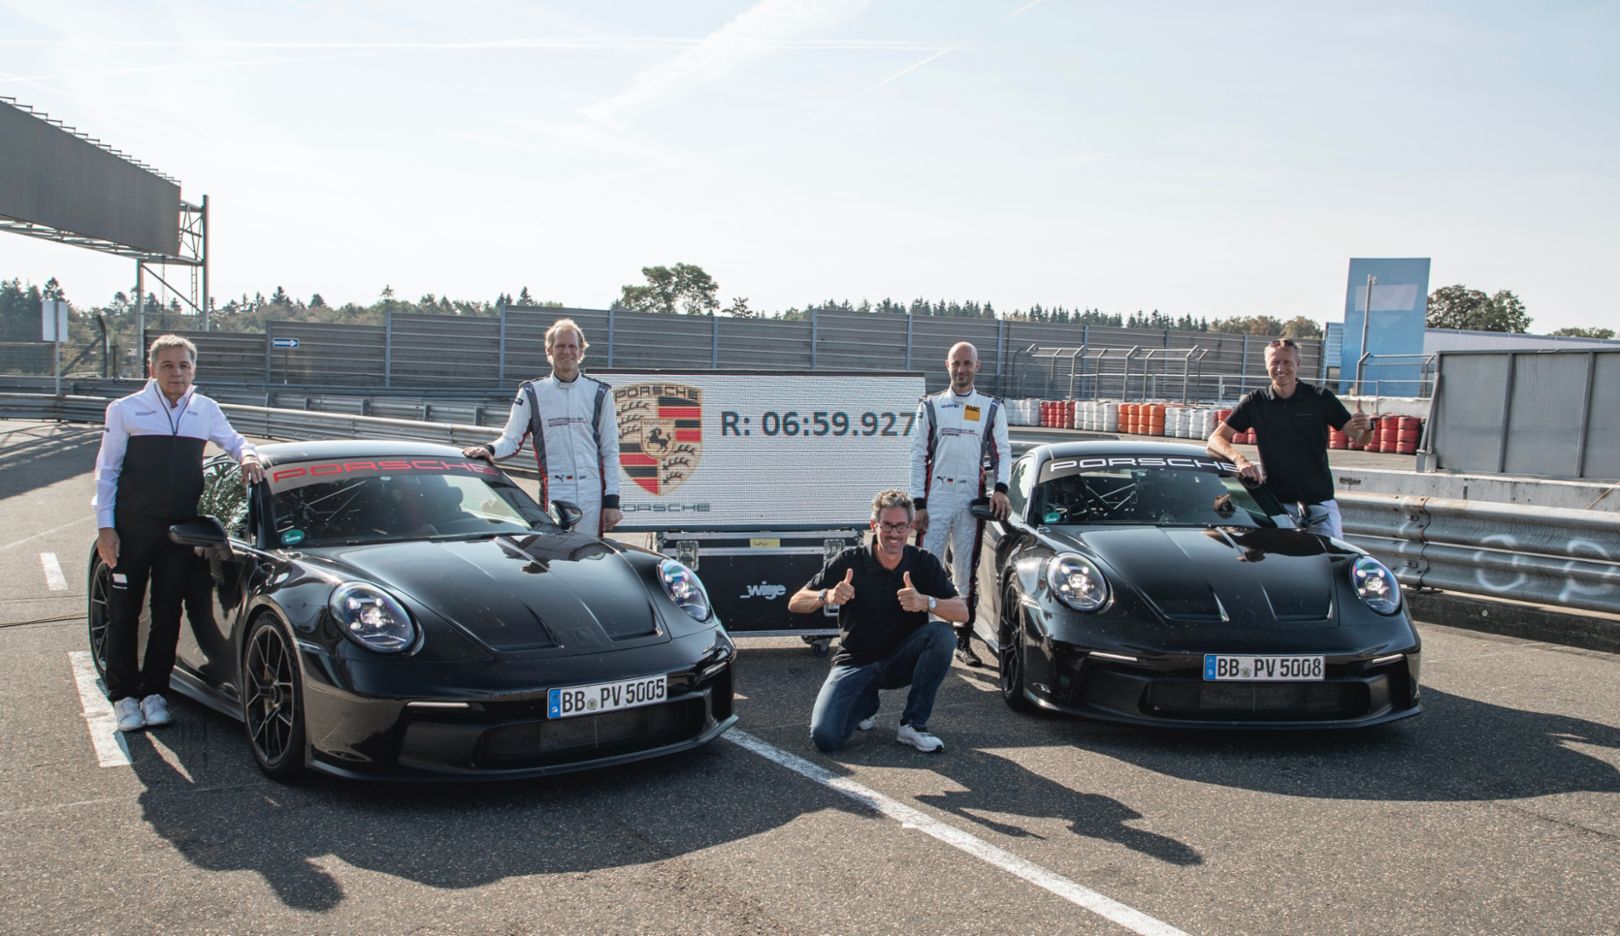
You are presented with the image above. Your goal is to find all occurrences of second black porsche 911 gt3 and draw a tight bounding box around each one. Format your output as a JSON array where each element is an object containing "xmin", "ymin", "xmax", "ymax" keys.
[{"xmin": 970, "ymin": 441, "xmax": 1420, "ymax": 728}]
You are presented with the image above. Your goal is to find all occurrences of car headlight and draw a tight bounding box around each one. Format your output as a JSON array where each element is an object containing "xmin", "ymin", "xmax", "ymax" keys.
[
  {"xmin": 329, "ymin": 582, "xmax": 416, "ymax": 652},
  {"xmin": 1351, "ymin": 556, "xmax": 1402, "ymax": 615},
  {"xmin": 660, "ymin": 560, "xmax": 713, "ymax": 622},
  {"xmin": 1046, "ymin": 553, "xmax": 1110, "ymax": 613}
]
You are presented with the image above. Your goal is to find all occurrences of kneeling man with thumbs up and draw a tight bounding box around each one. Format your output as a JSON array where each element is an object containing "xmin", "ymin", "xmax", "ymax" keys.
[{"xmin": 790, "ymin": 489, "xmax": 968, "ymax": 753}]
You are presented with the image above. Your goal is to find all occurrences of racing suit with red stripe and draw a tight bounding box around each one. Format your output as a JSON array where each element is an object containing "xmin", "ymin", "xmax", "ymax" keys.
[
  {"xmin": 909, "ymin": 388, "xmax": 1011, "ymax": 638},
  {"xmin": 485, "ymin": 373, "xmax": 621, "ymax": 537}
]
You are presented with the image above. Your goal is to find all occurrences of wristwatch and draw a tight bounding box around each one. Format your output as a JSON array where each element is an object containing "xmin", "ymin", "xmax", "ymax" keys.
[
  {"xmin": 821, "ymin": 588, "xmax": 831, "ymax": 606},
  {"xmin": 926, "ymin": 595, "xmax": 937, "ymax": 612}
]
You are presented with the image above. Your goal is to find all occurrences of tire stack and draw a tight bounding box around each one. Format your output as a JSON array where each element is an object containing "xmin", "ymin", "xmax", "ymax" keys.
[
  {"xmin": 1379, "ymin": 416, "xmax": 1421, "ymax": 455},
  {"xmin": 1145, "ymin": 403, "xmax": 1166, "ymax": 437}
]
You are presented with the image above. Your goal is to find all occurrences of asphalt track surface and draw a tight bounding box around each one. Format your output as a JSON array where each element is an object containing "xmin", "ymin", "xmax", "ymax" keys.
[{"xmin": 2, "ymin": 419, "xmax": 1616, "ymax": 935}]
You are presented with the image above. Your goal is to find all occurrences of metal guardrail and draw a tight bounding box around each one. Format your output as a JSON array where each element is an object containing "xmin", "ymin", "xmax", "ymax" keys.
[
  {"xmin": 7, "ymin": 392, "xmax": 1617, "ymax": 615},
  {"xmin": 1340, "ymin": 493, "xmax": 1620, "ymax": 615}
]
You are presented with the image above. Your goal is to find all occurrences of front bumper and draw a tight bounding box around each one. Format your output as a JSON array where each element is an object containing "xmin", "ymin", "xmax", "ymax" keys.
[
  {"xmin": 1028, "ymin": 644, "xmax": 1422, "ymax": 729},
  {"xmin": 298, "ymin": 636, "xmax": 738, "ymax": 779}
]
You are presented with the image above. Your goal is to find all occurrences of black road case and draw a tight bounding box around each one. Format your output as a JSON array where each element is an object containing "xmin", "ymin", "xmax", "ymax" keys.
[{"xmin": 655, "ymin": 528, "xmax": 865, "ymax": 654}]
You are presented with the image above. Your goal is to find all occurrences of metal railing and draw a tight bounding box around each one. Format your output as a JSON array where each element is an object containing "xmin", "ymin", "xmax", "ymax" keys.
[
  {"xmin": 7, "ymin": 392, "xmax": 1616, "ymax": 616},
  {"xmin": 1340, "ymin": 493, "xmax": 1620, "ymax": 615},
  {"xmin": 1351, "ymin": 352, "xmax": 1437, "ymax": 399}
]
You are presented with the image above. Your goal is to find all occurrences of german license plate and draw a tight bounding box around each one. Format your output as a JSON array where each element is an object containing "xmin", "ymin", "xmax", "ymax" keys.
[
  {"xmin": 1203, "ymin": 654, "xmax": 1324, "ymax": 681},
  {"xmin": 547, "ymin": 674, "xmax": 668, "ymax": 719}
]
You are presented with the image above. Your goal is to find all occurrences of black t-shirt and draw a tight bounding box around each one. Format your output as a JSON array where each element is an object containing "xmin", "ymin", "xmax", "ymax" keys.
[
  {"xmin": 806, "ymin": 542, "xmax": 958, "ymax": 668},
  {"xmin": 1224, "ymin": 381, "xmax": 1351, "ymax": 505}
]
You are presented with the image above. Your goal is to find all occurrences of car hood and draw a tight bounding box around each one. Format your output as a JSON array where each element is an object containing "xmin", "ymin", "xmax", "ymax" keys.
[
  {"xmin": 309, "ymin": 533, "xmax": 668, "ymax": 654},
  {"xmin": 1054, "ymin": 525, "xmax": 1343, "ymax": 626}
]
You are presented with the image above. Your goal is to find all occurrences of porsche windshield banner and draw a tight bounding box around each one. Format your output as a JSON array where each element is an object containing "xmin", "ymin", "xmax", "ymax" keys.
[
  {"xmin": 266, "ymin": 457, "xmax": 501, "ymax": 493},
  {"xmin": 1041, "ymin": 455, "xmax": 1240, "ymax": 482},
  {"xmin": 607, "ymin": 372, "xmax": 925, "ymax": 530}
]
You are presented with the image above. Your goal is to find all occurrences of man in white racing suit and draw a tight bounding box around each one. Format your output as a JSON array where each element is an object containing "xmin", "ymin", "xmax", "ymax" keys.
[
  {"xmin": 464, "ymin": 318, "xmax": 622, "ymax": 537},
  {"xmin": 909, "ymin": 341, "xmax": 1011, "ymax": 667}
]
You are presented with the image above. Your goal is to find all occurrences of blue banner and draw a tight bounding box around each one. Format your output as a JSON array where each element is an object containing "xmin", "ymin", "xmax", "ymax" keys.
[{"xmin": 1340, "ymin": 258, "xmax": 1430, "ymax": 397}]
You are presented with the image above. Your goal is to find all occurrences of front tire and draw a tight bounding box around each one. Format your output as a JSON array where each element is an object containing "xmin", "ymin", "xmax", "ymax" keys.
[
  {"xmin": 243, "ymin": 615, "xmax": 307, "ymax": 781},
  {"xmin": 999, "ymin": 583, "xmax": 1036, "ymax": 713},
  {"xmin": 87, "ymin": 558, "xmax": 112, "ymax": 681}
]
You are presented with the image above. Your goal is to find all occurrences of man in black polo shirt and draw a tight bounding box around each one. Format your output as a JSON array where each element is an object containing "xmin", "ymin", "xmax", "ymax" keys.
[
  {"xmin": 1207, "ymin": 338, "xmax": 1371, "ymax": 538},
  {"xmin": 789, "ymin": 489, "xmax": 967, "ymax": 753}
]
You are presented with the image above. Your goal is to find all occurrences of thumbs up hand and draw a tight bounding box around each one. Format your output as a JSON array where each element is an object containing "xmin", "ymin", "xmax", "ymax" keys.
[
  {"xmin": 829, "ymin": 568, "xmax": 856, "ymax": 605},
  {"xmin": 897, "ymin": 570, "xmax": 930, "ymax": 613}
]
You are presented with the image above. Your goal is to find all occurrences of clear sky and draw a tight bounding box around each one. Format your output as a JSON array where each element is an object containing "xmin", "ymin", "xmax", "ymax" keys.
[{"xmin": 2, "ymin": 1, "xmax": 1616, "ymax": 331}]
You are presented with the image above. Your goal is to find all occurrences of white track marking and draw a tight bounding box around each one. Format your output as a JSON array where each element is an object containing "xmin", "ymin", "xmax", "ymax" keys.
[
  {"xmin": 69, "ymin": 651, "xmax": 131, "ymax": 768},
  {"xmin": 1, "ymin": 515, "xmax": 93, "ymax": 552},
  {"xmin": 724, "ymin": 730, "xmax": 1188, "ymax": 936},
  {"xmin": 40, "ymin": 552, "xmax": 67, "ymax": 590}
]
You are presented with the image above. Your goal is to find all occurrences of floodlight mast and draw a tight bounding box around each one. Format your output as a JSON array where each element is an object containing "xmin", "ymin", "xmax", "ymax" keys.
[{"xmin": 133, "ymin": 196, "xmax": 209, "ymax": 349}]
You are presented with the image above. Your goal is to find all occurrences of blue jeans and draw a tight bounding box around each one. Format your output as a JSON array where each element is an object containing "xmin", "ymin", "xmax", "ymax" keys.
[
  {"xmin": 1284, "ymin": 499, "xmax": 1344, "ymax": 539},
  {"xmin": 809, "ymin": 620, "xmax": 955, "ymax": 752}
]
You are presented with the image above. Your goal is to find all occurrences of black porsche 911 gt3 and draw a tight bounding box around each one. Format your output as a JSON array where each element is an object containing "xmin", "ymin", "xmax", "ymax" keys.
[
  {"xmin": 86, "ymin": 440, "xmax": 736, "ymax": 780},
  {"xmin": 969, "ymin": 441, "xmax": 1421, "ymax": 728}
]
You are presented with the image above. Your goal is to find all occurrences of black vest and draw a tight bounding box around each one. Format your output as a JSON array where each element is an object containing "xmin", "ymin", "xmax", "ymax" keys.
[{"xmin": 114, "ymin": 435, "xmax": 207, "ymax": 531}]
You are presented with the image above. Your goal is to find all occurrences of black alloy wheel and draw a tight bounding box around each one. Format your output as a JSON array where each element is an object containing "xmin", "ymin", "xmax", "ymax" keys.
[
  {"xmin": 999, "ymin": 583, "xmax": 1035, "ymax": 713},
  {"xmin": 243, "ymin": 616, "xmax": 307, "ymax": 780},
  {"xmin": 87, "ymin": 560, "xmax": 112, "ymax": 680}
]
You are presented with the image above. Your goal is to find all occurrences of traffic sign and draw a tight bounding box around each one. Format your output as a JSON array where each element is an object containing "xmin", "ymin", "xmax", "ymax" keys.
[{"xmin": 271, "ymin": 337, "xmax": 300, "ymax": 349}]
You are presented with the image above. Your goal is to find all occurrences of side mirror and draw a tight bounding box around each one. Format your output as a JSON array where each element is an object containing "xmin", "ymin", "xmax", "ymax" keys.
[
  {"xmin": 550, "ymin": 499, "xmax": 584, "ymax": 532},
  {"xmin": 968, "ymin": 498, "xmax": 999, "ymax": 521},
  {"xmin": 170, "ymin": 517, "xmax": 230, "ymax": 549}
]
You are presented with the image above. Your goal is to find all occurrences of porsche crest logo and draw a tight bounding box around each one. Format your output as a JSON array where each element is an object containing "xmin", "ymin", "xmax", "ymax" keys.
[{"xmin": 616, "ymin": 383, "xmax": 702, "ymax": 495}]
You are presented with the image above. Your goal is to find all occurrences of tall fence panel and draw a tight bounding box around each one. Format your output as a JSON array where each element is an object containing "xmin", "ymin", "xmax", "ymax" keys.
[
  {"xmin": 717, "ymin": 316, "xmax": 811, "ymax": 369},
  {"xmin": 173, "ymin": 329, "xmax": 267, "ymax": 379},
  {"xmin": 1430, "ymin": 348, "xmax": 1620, "ymax": 481},
  {"xmin": 608, "ymin": 309, "xmax": 714, "ymax": 369},
  {"xmin": 388, "ymin": 313, "xmax": 499, "ymax": 385},
  {"xmin": 0, "ymin": 341, "xmax": 63, "ymax": 377},
  {"xmin": 266, "ymin": 320, "xmax": 386, "ymax": 386},
  {"xmin": 23, "ymin": 303, "xmax": 1331, "ymax": 408},
  {"xmin": 814, "ymin": 310, "xmax": 910, "ymax": 372}
]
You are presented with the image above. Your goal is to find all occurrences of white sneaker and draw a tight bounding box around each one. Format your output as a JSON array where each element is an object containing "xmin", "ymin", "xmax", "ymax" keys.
[
  {"xmin": 857, "ymin": 716, "xmax": 877, "ymax": 731},
  {"xmin": 114, "ymin": 697, "xmax": 145, "ymax": 732},
  {"xmin": 140, "ymin": 694, "xmax": 171, "ymax": 728},
  {"xmin": 897, "ymin": 723, "xmax": 943, "ymax": 753}
]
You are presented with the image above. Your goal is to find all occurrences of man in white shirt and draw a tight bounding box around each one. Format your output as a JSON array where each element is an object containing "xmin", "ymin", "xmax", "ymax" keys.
[
  {"xmin": 464, "ymin": 319, "xmax": 623, "ymax": 537},
  {"xmin": 92, "ymin": 335, "xmax": 263, "ymax": 732},
  {"xmin": 909, "ymin": 342, "xmax": 1012, "ymax": 667}
]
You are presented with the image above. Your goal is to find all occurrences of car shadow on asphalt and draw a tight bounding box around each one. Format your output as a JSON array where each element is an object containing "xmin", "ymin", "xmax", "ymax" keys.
[
  {"xmin": 0, "ymin": 422, "xmax": 104, "ymax": 500},
  {"xmin": 737, "ymin": 645, "xmax": 1206, "ymax": 866},
  {"xmin": 119, "ymin": 694, "xmax": 870, "ymax": 914},
  {"xmin": 116, "ymin": 648, "xmax": 1619, "ymax": 912},
  {"xmin": 1070, "ymin": 685, "xmax": 1620, "ymax": 803},
  {"xmin": 912, "ymin": 748, "xmax": 1205, "ymax": 866},
  {"xmin": 737, "ymin": 643, "xmax": 1620, "ymax": 866}
]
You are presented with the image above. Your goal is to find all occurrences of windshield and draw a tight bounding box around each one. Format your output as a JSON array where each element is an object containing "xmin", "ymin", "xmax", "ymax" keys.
[
  {"xmin": 265, "ymin": 456, "xmax": 554, "ymax": 547},
  {"xmin": 1034, "ymin": 457, "xmax": 1284, "ymax": 528}
]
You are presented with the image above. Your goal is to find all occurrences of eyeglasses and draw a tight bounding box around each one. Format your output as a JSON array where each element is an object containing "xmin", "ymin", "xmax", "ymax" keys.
[{"xmin": 876, "ymin": 521, "xmax": 912, "ymax": 534}]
